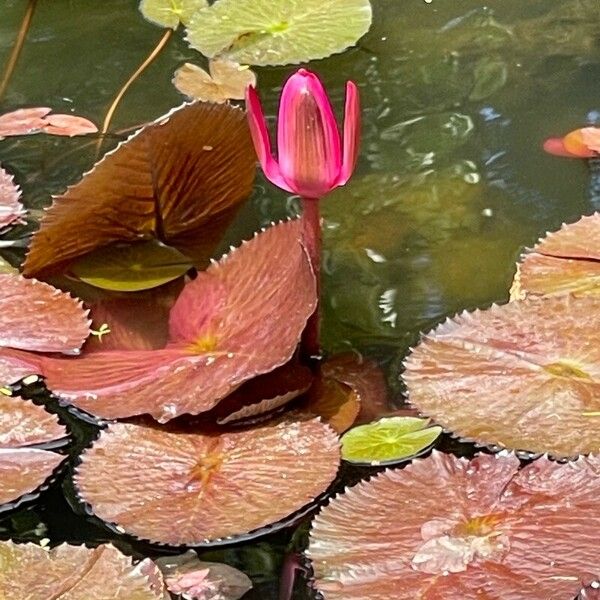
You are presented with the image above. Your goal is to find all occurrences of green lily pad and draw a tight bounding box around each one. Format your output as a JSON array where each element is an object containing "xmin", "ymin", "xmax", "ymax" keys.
[
  {"xmin": 340, "ymin": 417, "xmax": 442, "ymax": 466},
  {"xmin": 186, "ymin": 0, "xmax": 373, "ymax": 67},
  {"xmin": 71, "ymin": 240, "xmax": 192, "ymax": 292},
  {"xmin": 140, "ymin": 0, "xmax": 208, "ymax": 29}
]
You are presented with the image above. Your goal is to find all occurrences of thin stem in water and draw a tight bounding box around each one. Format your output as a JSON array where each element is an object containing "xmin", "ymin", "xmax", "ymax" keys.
[
  {"xmin": 96, "ymin": 28, "xmax": 172, "ymax": 157},
  {"xmin": 300, "ymin": 197, "xmax": 322, "ymax": 361},
  {"xmin": 0, "ymin": 0, "xmax": 38, "ymax": 101}
]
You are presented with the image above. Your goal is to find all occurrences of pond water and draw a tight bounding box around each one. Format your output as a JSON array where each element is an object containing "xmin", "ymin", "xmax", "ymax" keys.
[{"xmin": 1, "ymin": 0, "xmax": 599, "ymax": 597}]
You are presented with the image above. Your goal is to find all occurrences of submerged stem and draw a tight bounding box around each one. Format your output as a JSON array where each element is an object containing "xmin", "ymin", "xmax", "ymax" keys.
[
  {"xmin": 587, "ymin": 157, "xmax": 600, "ymax": 210},
  {"xmin": 300, "ymin": 197, "xmax": 322, "ymax": 360},
  {"xmin": 0, "ymin": 0, "xmax": 38, "ymax": 101},
  {"xmin": 96, "ymin": 28, "xmax": 172, "ymax": 157}
]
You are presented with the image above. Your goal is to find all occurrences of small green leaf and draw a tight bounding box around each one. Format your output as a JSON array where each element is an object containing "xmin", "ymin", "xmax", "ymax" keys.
[
  {"xmin": 71, "ymin": 240, "xmax": 192, "ymax": 292},
  {"xmin": 186, "ymin": 0, "xmax": 373, "ymax": 67},
  {"xmin": 341, "ymin": 417, "xmax": 442, "ymax": 466},
  {"xmin": 469, "ymin": 56, "xmax": 508, "ymax": 101},
  {"xmin": 140, "ymin": 0, "xmax": 208, "ymax": 29}
]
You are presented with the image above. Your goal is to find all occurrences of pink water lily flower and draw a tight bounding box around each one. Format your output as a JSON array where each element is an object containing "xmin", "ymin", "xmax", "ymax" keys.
[{"xmin": 245, "ymin": 68, "xmax": 360, "ymax": 199}]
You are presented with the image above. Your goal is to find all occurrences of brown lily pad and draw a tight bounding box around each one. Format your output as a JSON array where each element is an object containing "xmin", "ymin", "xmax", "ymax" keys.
[
  {"xmin": 512, "ymin": 213, "xmax": 600, "ymax": 299},
  {"xmin": 0, "ymin": 394, "xmax": 67, "ymax": 509},
  {"xmin": 308, "ymin": 451, "xmax": 600, "ymax": 600},
  {"xmin": 305, "ymin": 377, "xmax": 360, "ymax": 434},
  {"xmin": 0, "ymin": 165, "xmax": 25, "ymax": 229},
  {"xmin": 23, "ymin": 102, "xmax": 255, "ymax": 278},
  {"xmin": 75, "ymin": 418, "xmax": 340, "ymax": 545},
  {"xmin": 41, "ymin": 220, "xmax": 317, "ymax": 422},
  {"xmin": 403, "ymin": 295, "xmax": 600, "ymax": 457},
  {"xmin": 0, "ymin": 541, "xmax": 166, "ymax": 599},
  {"xmin": 0, "ymin": 274, "xmax": 90, "ymax": 354}
]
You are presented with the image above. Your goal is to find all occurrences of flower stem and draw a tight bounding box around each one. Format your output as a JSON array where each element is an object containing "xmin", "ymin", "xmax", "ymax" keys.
[
  {"xmin": 95, "ymin": 28, "xmax": 172, "ymax": 158},
  {"xmin": 0, "ymin": 0, "xmax": 38, "ymax": 101},
  {"xmin": 300, "ymin": 197, "xmax": 322, "ymax": 360}
]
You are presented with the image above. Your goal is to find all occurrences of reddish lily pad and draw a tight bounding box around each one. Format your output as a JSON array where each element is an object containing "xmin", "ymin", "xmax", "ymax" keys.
[
  {"xmin": 0, "ymin": 165, "xmax": 25, "ymax": 229},
  {"xmin": 0, "ymin": 394, "xmax": 67, "ymax": 509},
  {"xmin": 0, "ymin": 274, "xmax": 90, "ymax": 354},
  {"xmin": 41, "ymin": 220, "xmax": 316, "ymax": 422},
  {"xmin": 308, "ymin": 451, "xmax": 600, "ymax": 600},
  {"xmin": 0, "ymin": 541, "xmax": 166, "ymax": 599},
  {"xmin": 75, "ymin": 418, "xmax": 340, "ymax": 545},
  {"xmin": 305, "ymin": 377, "xmax": 360, "ymax": 434},
  {"xmin": 153, "ymin": 550, "xmax": 252, "ymax": 599},
  {"xmin": 403, "ymin": 295, "xmax": 600, "ymax": 457},
  {"xmin": 0, "ymin": 107, "xmax": 97, "ymax": 139},
  {"xmin": 23, "ymin": 102, "xmax": 255, "ymax": 278},
  {"xmin": 512, "ymin": 214, "xmax": 600, "ymax": 299}
]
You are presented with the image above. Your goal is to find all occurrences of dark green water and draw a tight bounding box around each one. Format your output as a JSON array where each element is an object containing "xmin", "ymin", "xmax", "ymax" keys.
[{"xmin": 1, "ymin": 0, "xmax": 599, "ymax": 597}]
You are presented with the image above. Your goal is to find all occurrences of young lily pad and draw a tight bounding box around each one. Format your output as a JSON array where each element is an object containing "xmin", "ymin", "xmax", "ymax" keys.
[
  {"xmin": 186, "ymin": 0, "xmax": 373, "ymax": 67},
  {"xmin": 173, "ymin": 59, "xmax": 256, "ymax": 104},
  {"xmin": 153, "ymin": 550, "xmax": 252, "ymax": 599},
  {"xmin": 340, "ymin": 417, "xmax": 442, "ymax": 465},
  {"xmin": 40, "ymin": 220, "xmax": 316, "ymax": 422},
  {"xmin": 23, "ymin": 102, "xmax": 255, "ymax": 278},
  {"xmin": 0, "ymin": 274, "xmax": 90, "ymax": 354},
  {"xmin": 0, "ymin": 541, "xmax": 166, "ymax": 599},
  {"xmin": 308, "ymin": 451, "xmax": 600, "ymax": 600},
  {"xmin": 512, "ymin": 213, "xmax": 600, "ymax": 299},
  {"xmin": 0, "ymin": 108, "xmax": 97, "ymax": 139},
  {"xmin": 0, "ymin": 395, "xmax": 67, "ymax": 510},
  {"xmin": 71, "ymin": 240, "xmax": 192, "ymax": 292},
  {"xmin": 0, "ymin": 165, "xmax": 25, "ymax": 230},
  {"xmin": 304, "ymin": 376, "xmax": 360, "ymax": 434},
  {"xmin": 140, "ymin": 0, "xmax": 208, "ymax": 29},
  {"xmin": 404, "ymin": 295, "xmax": 600, "ymax": 458},
  {"xmin": 75, "ymin": 418, "xmax": 339, "ymax": 545}
]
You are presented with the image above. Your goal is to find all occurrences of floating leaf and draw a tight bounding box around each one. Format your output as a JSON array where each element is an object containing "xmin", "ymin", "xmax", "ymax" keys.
[
  {"xmin": 140, "ymin": 0, "xmax": 208, "ymax": 29},
  {"xmin": 75, "ymin": 418, "xmax": 339, "ymax": 545},
  {"xmin": 340, "ymin": 417, "xmax": 442, "ymax": 465},
  {"xmin": 173, "ymin": 59, "xmax": 257, "ymax": 103},
  {"xmin": 579, "ymin": 583, "xmax": 600, "ymax": 600},
  {"xmin": 0, "ymin": 541, "xmax": 166, "ymax": 599},
  {"xmin": 0, "ymin": 274, "xmax": 90, "ymax": 354},
  {"xmin": 321, "ymin": 353, "xmax": 390, "ymax": 424},
  {"xmin": 404, "ymin": 295, "xmax": 600, "ymax": 457},
  {"xmin": 186, "ymin": 0, "xmax": 373, "ymax": 67},
  {"xmin": 0, "ymin": 395, "xmax": 67, "ymax": 509},
  {"xmin": 0, "ymin": 108, "xmax": 97, "ymax": 139},
  {"xmin": 512, "ymin": 214, "xmax": 600, "ymax": 299},
  {"xmin": 154, "ymin": 551, "xmax": 252, "ymax": 600},
  {"xmin": 308, "ymin": 451, "xmax": 600, "ymax": 600},
  {"xmin": 23, "ymin": 102, "xmax": 255, "ymax": 278},
  {"xmin": 71, "ymin": 240, "xmax": 192, "ymax": 292},
  {"xmin": 0, "ymin": 165, "xmax": 25, "ymax": 230},
  {"xmin": 41, "ymin": 220, "xmax": 316, "ymax": 422},
  {"xmin": 305, "ymin": 377, "xmax": 360, "ymax": 434}
]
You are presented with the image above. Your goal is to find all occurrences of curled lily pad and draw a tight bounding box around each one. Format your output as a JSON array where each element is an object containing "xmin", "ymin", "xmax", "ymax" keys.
[
  {"xmin": 41, "ymin": 219, "xmax": 316, "ymax": 422},
  {"xmin": 304, "ymin": 376, "xmax": 360, "ymax": 434},
  {"xmin": 140, "ymin": 0, "xmax": 208, "ymax": 29},
  {"xmin": 75, "ymin": 418, "xmax": 339, "ymax": 545},
  {"xmin": 308, "ymin": 451, "xmax": 600, "ymax": 600},
  {"xmin": 404, "ymin": 295, "xmax": 600, "ymax": 457},
  {"xmin": 0, "ymin": 541, "xmax": 167, "ymax": 599},
  {"xmin": 340, "ymin": 417, "xmax": 442, "ymax": 466},
  {"xmin": 186, "ymin": 0, "xmax": 373, "ymax": 67},
  {"xmin": 512, "ymin": 213, "xmax": 600, "ymax": 299},
  {"xmin": 23, "ymin": 102, "xmax": 255, "ymax": 278},
  {"xmin": 153, "ymin": 550, "xmax": 252, "ymax": 599},
  {"xmin": 71, "ymin": 240, "xmax": 192, "ymax": 292},
  {"xmin": 0, "ymin": 394, "xmax": 67, "ymax": 510},
  {"xmin": 0, "ymin": 274, "xmax": 90, "ymax": 354},
  {"xmin": 0, "ymin": 165, "xmax": 25, "ymax": 230},
  {"xmin": 173, "ymin": 60, "xmax": 256, "ymax": 103}
]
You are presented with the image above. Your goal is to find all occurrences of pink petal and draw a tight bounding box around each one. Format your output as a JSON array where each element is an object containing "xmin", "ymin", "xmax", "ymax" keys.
[
  {"xmin": 336, "ymin": 81, "xmax": 361, "ymax": 186},
  {"xmin": 0, "ymin": 165, "xmax": 25, "ymax": 229},
  {"xmin": 277, "ymin": 69, "xmax": 342, "ymax": 198},
  {"xmin": 0, "ymin": 107, "xmax": 51, "ymax": 137},
  {"xmin": 543, "ymin": 137, "xmax": 577, "ymax": 157},
  {"xmin": 245, "ymin": 85, "xmax": 293, "ymax": 193},
  {"xmin": 42, "ymin": 114, "xmax": 98, "ymax": 136},
  {"xmin": 0, "ymin": 274, "xmax": 90, "ymax": 354}
]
